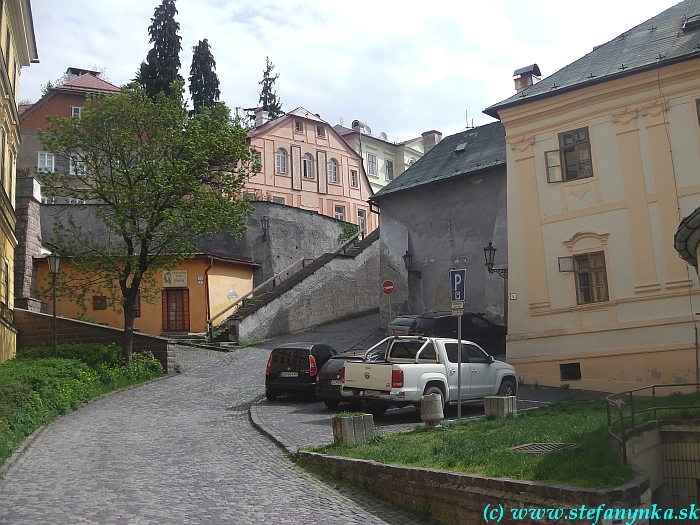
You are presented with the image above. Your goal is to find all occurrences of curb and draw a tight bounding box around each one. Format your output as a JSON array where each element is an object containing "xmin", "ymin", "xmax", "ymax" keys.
[{"xmin": 248, "ymin": 397, "xmax": 299, "ymax": 454}]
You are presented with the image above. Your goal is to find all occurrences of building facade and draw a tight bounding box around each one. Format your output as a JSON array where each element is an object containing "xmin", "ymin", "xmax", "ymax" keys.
[
  {"xmin": 246, "ymin": 107, "xmax": 376, "ymax": 234},
  {"xmin": 0, "ymin": 0, "xmax": 37, "ymax": 362},
  {"xmin": 334, "ymin": 120, "xmax": 439, "ymax": 194},
  {"xmin": 485, "ymin": 0, "xmax": 700, "ymax": 392}
]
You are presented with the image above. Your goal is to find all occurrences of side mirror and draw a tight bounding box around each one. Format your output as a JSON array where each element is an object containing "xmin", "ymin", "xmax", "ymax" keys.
[{"xmin": 487, "ymin": 355, "xmax": 495, "ymax": 364}]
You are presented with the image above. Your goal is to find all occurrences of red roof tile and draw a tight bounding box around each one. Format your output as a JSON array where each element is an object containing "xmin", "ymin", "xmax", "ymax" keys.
[{"xmin": 55, "ymin": 74, "xmax": 121, "ymax": 95}]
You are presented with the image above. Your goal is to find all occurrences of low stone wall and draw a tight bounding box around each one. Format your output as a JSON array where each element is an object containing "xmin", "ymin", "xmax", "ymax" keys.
[
  {"xmin": 299, "ymin": 451, "xmax": 651, "ymax": 525},
  {"xmin": 14, "ymin": 309, "xmax": 175, "ymax": 373}
]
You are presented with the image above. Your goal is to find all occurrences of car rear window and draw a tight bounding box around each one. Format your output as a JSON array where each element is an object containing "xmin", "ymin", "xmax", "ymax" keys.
[
  {"xmin": 413, "ymin": 318, "xmax": 435, "ymax": 334},
  {"xmin": 389, "ymin": 317, "xmax": 415, "ymax": 327},
  {"xmin": 270, "ymin": 348, "xmax": 309, "ymax": 370},
  {"xmin": 389, "ymin": 341, "xmax": 436, "ymax": 361}
]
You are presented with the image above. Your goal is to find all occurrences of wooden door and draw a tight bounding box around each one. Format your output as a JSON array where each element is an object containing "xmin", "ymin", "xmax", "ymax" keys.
[{"xmin": 162, "ymin": 289, "xmax": 190, "ymax": 332}]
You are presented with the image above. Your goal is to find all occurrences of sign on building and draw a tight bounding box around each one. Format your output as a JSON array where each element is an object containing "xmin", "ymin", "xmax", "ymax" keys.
[{"xmin": 162, "ymin": 270, "xmax": 188, "ymax": 288}]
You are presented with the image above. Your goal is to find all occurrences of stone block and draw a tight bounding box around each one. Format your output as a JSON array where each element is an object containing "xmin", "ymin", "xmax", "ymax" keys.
[
  {"xmin": 484, "ymin": 395, "xmax": 517, "ymax": 418},
  {"xmin": 332, "ymin": 414, "xmax": 374, "ymax": 445}
]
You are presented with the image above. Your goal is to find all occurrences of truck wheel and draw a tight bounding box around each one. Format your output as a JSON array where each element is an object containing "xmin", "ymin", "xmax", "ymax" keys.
[
  {"xmin": 324, "ymin": 400, "xmax": 340, "ymax": 409},
  {"xmin": 421, "ymin": 386, "xmax": 445, "ymax": 410},
  {"xmin": 265, "ymin": 389, "xmax": 278, "ymax": 401},
  {"xmin": 498, "ymin": 378, "xmax": 516, "ymax": 396}
]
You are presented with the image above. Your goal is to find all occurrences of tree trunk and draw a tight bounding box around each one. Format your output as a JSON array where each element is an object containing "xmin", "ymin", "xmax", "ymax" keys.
[{"xmin": 122, "ymin": 302, "xmax": 137, "ymax": 362}]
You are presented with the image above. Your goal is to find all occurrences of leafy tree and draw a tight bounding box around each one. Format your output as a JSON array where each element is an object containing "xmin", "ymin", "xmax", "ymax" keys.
[
  {"xmin": 258, "ymin": 56, "xmax": 282, "ymax": 118},
  {"xmin": 188, "ymin": 38, "xmax": 220, "ymax": 115},
  {"xmin": 38, "ymin": 83, "xmax": 255, "ymax": 361},
  {"xmin": 135, "ymin": 0, "xmax": 183, "ymax": 99}
]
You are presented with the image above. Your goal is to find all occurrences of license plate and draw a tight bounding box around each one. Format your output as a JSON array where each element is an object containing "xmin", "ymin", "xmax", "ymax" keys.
[
  {"xmin": 361, "ymin": 390, "xmax": 382, "ymax": 397},
  {"xmin": 330, "ymin": 380, "xmax": 341, "ymax": 386},
  {"xmin": 392, "ymin": 329, "xmax": 403, "ymax": 334},
  {"xmin": 279, "ymin": 371, "xmax": 298, "ymax": 377}
]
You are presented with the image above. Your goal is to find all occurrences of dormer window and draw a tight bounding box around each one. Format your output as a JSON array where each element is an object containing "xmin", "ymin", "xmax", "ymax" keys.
[
  {"xmin": 294, "ymin": 120, "xmax": 304, "ymax": 133},
  {"xmin": 316, "ymin": 125, "xmax": 325, "ymax": 137}
]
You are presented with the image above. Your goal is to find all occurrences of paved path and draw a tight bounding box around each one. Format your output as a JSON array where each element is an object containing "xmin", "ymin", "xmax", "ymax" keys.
[{"xmin": 0, "ymin": 315, "xmax": 434, "ymax": 525}]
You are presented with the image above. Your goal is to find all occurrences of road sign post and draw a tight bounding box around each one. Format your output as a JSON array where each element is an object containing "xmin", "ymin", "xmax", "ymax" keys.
[
  {"xmin": 449, "ymin": 269, "xmax": 467, "ymax": 420},
  {"xmin": 382, "ymin": 280, "xmax": 394, "ymax": 329}
]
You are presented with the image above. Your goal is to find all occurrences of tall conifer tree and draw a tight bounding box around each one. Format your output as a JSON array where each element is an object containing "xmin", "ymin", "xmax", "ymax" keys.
[
  {"xmin": 258, "ymin": 57, "xmax": 282, "ymax": 118},
  {"xmin": 189, "ymin": 39, "xmax": 220, "ymax": 114},
  {"xmin": 135, "ymin": 0, "xmax": 183, "ymax": 99}
]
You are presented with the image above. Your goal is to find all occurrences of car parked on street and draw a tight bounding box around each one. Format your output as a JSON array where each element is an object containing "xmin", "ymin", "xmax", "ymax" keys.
[
  {"xmin": 265, "ymin": 343, "xmax": 336, "ymax": 401},
  {"xmin": 386, "ymin": 315, "xmax": 417, "ymax": 336},
  {"xmin": 315, "ymin": 347, "xmax": 383, "ymax": 408},
  {"xmin": 411, "ymin": 312, "xmax": 506, "ymax": 355}
]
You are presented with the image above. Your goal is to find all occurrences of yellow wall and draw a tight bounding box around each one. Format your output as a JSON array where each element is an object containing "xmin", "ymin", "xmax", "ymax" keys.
[
  {"xmin": 34, "ymin": 257, "xmax": 255, "ymax": 336},
  {"xmin": 499, "ymin": 59, "xmax": 700, "ymax": 391},
  {"xmin": 207, "ymin": 262, "xmax": 254, "ymax": 327}
]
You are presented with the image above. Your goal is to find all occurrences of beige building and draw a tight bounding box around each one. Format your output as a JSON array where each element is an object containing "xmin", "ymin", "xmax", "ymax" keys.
[
  {"xmin": 484, "ymin": 1, "xmax": 700, "ymax": 392},
  {"xmin": 0, "ymin": 0, "xmax": 37, "ymax": 363}
]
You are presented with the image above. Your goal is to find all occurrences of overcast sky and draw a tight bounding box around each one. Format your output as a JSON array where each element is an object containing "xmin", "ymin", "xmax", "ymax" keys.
[{"xmin": 22, "ymin": 0, "xmax": 679, "ymax": 140}]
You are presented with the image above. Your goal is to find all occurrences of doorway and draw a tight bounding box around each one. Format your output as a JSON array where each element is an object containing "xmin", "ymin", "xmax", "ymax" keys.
[{"xmin": 163, "ymin": 289, "xmax": 190, "ymax": 332}]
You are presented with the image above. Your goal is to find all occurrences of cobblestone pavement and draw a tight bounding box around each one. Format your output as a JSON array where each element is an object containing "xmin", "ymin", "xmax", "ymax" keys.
[{"xmin": 0, "ymin": 317, "xmax": 436, "ymax": 525}]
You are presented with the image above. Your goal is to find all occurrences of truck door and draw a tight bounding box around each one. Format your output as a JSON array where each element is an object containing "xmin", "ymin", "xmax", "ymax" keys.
[
  {"xmin": 444, "ymin": 342, "xmax": 471, "ymax": 402},
  {"xmin": 465, "ymin": 343, "xmax": 498, "ymax": 397}
]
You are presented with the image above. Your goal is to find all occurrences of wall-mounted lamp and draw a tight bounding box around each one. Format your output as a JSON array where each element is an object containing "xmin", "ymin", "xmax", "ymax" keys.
[
  {"xmin": 402, "ymin": 249, "xmax": 422, "ymax": 279},
  {"xmin": 261, "ymin": 215, "xmax": 270, "ymax": 241},
  {"xmin": 47, "ymin": 250, "xmax": 61, "ymax": 358},
  {"xmin": 484, "ymin": 240, "xmax": 508, "ymax": 279}
]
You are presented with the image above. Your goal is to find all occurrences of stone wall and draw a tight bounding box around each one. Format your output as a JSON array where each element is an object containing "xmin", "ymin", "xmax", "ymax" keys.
[
  {"xmin": 14, "ymin": 177, "xmax": 42, "ymax": 303},
  {"xmin": 231, "ymin": 237, "xmax": 379, "ymax": 342},
  {"xmin": 299, "ymin": 451, "xmax": 651, "ymax": 525},
  {"xmin": 14, "ymin": 309, "xmax": 175, "ymax": 373}
]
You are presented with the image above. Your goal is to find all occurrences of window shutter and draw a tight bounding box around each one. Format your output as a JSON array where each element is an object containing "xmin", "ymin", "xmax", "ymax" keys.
[
  {"xmin": 183, "ymin": 289, "xmax": 190, "ymax": 332},
  {"xmin": 545, "ymin": 150, "xmax": 563, "ymax": 183},
  {"xmin": 558, "ymin": 256, "xmax": 574, "ymax": 272}
]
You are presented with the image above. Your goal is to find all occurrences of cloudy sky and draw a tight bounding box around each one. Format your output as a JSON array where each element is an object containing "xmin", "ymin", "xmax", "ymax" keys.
[{"xmin": 22, "ymin": 0, "xmax": 679, "ymax": 140}]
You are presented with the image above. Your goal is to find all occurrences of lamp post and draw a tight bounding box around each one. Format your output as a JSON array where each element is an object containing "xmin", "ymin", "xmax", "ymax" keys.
[
  {"xmin": 261, "ymin": 215, "xmax": 270, "ymax": 241},
  {"xmin": 402, "ymin": 250, "xmax": 421, "ymax": 279},
  {"xmin": 47, "ymin": 251, "xmax": 61, "ymax": 358},
  {"xmin": 484, "ymin": 241, "xmax": 508, "ymax": 326}
]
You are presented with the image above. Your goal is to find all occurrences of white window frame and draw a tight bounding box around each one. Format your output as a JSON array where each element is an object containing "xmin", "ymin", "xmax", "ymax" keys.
[
  {"xmin": 367, "ymin": 153, "xmax": 377, "ymax": 176},
  {"xmin": 303, "ymin": 153, "xmax": 313, "ymax": 178},
  {"xmin": 276, "ymin": 148, "xmax": 287, "ymax": 174},
  {"xmin": 328, "ymin": 159, "xmax": 339, "ymax": 183},
  {"xmin": 71, "ymin": 106, "xmax": 82, "ymax": 118},
  {"xmin": 69, "ymin": 158, "xmax": 85, "ymax": 176},
  {"xmin": 357, "ymin": 209, "xmax": 366, "ymax": 232},
  {"xmin": 334, "ymin": 205, "xmax": 345, "ymax": 221},
  {"xmin": 271, "ymin": 196, "xmax": 285, "ymax": 204},
  {"xmin": 350, "ymin": 169, "xmax": 358, "ymax": 187},
  {"xmin": 294, "ymin": 120, "xmax": 304, "ymax": 133},
  {"xmin": 38, "ymin": 151, "xmax": 55, "ymax": 172},
  {"xmin": 316, "ymin": 125, "xmax": 325, "ymax": 137},
  {"xmin": 385, "ymin": 159, "xmax": 394, "ymax": 181}
]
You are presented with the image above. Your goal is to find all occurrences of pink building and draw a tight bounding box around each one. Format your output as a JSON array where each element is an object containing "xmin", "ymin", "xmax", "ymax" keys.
[{"xmin": 245, "ymin": 107, "xmax": 376, "ymax": 233}]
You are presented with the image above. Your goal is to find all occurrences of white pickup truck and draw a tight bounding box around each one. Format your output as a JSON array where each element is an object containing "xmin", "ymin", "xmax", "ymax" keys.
[{"xmin": 340, "ymin": 336, "xmax": 517, "ymax": 415}]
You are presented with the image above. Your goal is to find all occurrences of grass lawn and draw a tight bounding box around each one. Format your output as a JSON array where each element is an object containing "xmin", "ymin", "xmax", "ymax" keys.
[{"xmin": 314, "ymin": 399, "xmax": 637, "ymax": 489}]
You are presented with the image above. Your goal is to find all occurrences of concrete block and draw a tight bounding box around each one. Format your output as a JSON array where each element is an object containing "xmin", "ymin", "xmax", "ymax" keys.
[
  {"xmin": 332, "ymin": 415, "xmax": 374, "ymax": 445},
  {"xmin": 484, "ymin": 396, "xmax": 517, "ymax": 418}
]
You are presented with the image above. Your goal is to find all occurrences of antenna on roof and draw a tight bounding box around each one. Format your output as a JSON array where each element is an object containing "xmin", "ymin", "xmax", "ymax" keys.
[
  {"xmin": 466, "ymin": 110, "xmax": 474, "ymax": 130},
  {"xmin": 340, "ymin": 117, "xmax": 344, "ymax": 125}
]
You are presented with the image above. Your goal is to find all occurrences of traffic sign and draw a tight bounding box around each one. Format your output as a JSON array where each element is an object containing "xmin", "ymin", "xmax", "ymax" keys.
[
  {"xmin": 382, "ymin": 280, "xmax": 395, "ymax": 295},
  {"xmin": 449, "ymin": 269, "xmax": 466, "ymax": 301},
  {"xmin": 451, "ymin": 308, "xmax": 464, "ymax": 317}
]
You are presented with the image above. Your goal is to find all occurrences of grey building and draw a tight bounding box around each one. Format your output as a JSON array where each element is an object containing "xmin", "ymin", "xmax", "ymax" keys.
[{"xmin": 369, "ymin": 121, "xmax": 507, "ymax": 327}]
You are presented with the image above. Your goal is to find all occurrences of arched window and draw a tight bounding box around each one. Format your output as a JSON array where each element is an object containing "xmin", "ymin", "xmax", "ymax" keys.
[
  {"xmin": 303, "ymin": 153, "xmax": 313, "ymax": 178},
  {"xmin": 276, "ymin": 148, "xmax": 287, "ymax": 174},
  {"xmin": 328, "ymin": 158, "xmax": 338, "ymax": 183}
]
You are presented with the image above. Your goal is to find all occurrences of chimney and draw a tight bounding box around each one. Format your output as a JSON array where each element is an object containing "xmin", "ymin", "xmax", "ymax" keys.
[
  {"xmin": 254, "ymin": 107, "xmax": 270, "ymax": 127},
  {"xmin": 421, "ymin": 130, "xmax": 443, "ymax": 153},
  {"xmin": 513, "ymin": 64, "xmax": 541, "ymax": 92}
]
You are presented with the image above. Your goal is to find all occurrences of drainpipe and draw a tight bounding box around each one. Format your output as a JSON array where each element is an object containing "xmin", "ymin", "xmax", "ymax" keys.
[{"xmin": 204, "ymin": 257, "xmax": 214, "ymax": 340}]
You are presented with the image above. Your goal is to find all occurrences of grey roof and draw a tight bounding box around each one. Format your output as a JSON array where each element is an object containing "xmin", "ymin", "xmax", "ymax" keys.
[
  {"xmin": 370, "ymin": 121, "xmax": 505, "ymax": 201},
  {"xmin": 485, "ymin": 0, "xmax": 700, "ymax": 118}
]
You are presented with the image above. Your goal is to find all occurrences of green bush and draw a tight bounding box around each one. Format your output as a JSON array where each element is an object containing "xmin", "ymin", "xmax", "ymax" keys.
[{"xmin": 0, "ymin": 343, "xmax": 163, "ymax": 468}]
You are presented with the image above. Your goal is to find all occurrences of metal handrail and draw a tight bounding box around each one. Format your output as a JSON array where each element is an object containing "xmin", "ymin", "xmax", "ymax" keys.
[{"xmin": 605, "ymin": 382, "xmax": 700, "ymax": 465}]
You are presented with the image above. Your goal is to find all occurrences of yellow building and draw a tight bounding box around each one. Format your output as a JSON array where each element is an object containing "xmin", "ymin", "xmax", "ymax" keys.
[
  {"xmin": 484, "ymin": 1, "xmax": 700, "ymax": 392},
  {"xmin": 34, "ymin": 253, "xmax": 259, "ymax": 337},
  {"xmin": 0, "ymin": 0, "xmax": 37, "ymax": 362}
]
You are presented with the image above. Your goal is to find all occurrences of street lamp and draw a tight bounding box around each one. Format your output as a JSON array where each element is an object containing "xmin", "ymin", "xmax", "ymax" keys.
[
  {"xmin": 47, "ymin": 251, "xmax": 61, "ymax": 358},
  {"xmin": 483, "ymin": 240, "xmax": 508, "ymax": 279},
  {"xmin": 402, "ymin": 249, "xmax": 421, "ymax": 279},
  {"xmin": 261, "ymin": 215, "xmax": 270, "ymax": 241}
]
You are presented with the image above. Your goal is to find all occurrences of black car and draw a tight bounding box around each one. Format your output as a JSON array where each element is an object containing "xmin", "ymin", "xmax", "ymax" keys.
[
  {"xmin": 315, "ymin": 347, "xmax": 383, "ymax": 408},
  {"xmin": 411, "ymin": 312, "xmax": 506, "ymax": 355},
  {"xmin": 265, "ymin": 343, "xmax": 336, "ymax": 401}
]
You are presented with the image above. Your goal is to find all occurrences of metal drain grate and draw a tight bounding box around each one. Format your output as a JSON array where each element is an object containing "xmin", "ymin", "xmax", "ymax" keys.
[{"xmin": 509, "ymin": 443, "xmax": 581, "ymax": 453}]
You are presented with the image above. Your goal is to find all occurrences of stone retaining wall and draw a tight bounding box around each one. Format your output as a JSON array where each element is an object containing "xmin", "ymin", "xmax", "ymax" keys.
[
  {"xmin": 299, "ymin": 451, "xmax": 651, "ymax": 525},
  {"xmin": 14, "ymin": 309, "xmax": 175, "ymax": 373}
]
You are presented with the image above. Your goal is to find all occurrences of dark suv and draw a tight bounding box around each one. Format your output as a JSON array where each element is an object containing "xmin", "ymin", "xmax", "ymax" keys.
[
  {"xmin": 411, "ymin": 312, "xmax": 506, "ymax": 355},
  {"xmin": 265, "ymin": 343, "xmax": 336, "ymax": 401}
]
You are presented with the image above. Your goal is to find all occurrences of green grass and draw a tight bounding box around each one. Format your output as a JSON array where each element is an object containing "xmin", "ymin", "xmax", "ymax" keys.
[
  {"xmin": 313, "ymin": 399, "xmax": 635, "ymax": 489},
  {"xmin": 0, "ymin": 343, "xmax": 163, "ymax": 468}
]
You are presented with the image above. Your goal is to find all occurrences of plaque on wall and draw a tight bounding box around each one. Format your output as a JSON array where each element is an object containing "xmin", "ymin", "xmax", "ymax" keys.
[
  {"xmin": 317, "ymin": 150, "xmax": 327, "ymax": 194},
  {"xmin": 162, "ymin": 270, "xmax": 187, "ymax": 287},
  {"xmin": 291, "ymin": 145, "xmax": 302, "ymax": 190}
]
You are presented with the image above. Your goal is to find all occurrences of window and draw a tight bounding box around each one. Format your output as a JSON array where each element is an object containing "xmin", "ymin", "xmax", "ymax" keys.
[
  {"xmin": 559, "ymin": 362, "xmax": 582, "ymax": 381},
  {"xmin": 573, "ymin": 252, "xmax": 608, "ymax": 304},
  {"xmin": 334, "ymin": 205, "xmax": 345, "ymax": 221},
  {"xmin": 69, "ymin": 158, "xmax": 85, "ymax": 176},
  {"xmin": 271, "ymin": 196, "xmax": 285, "ymax": 204},
  {"xmin": 294, "ymin": 120, "xmax": 303, "ymax": 133},
  {"xmin": 385, "ymin": 159, "xmax": 394, "ymax": 181},
  {"xmin": 276, "ymin": 148, "xmax": 287, "ymax": 174},
  {"xmin": 316, "ymin": 125, "xmax": 325, "ymax": 137},
  {"xmin": 546, "ymin": 127, "xmax": 593, "ymax": 182},
  {"xmin": 93, "ymin": 296, "xmax": 107, "ymax": 310},
  {"xmin": 357, "ymin": 209, "xmax": 366, "ymax": 232},
  {"xmin": 250, "ymin": 149, "xmax": 261, "ymax": 169},
  {"xmin": 328, "ymin": 158, "xmax": 338, "ymax": 183},
  {"xmin": 303, "ymin": 153, "xmax": 313, "ymax": 178},
  {"xmin": 71, "ymin": 106, "xmax": 82, "ymax": 118},
  {"xmin": 350, "ymin": 169, "xmax": 358, "ymax": 187},
  {"xmin": 38, "ymin": 152, "xmax": 55, "ymax": 172},
  {"xmin": 367, "ymin": 153, "xmax": 377, "ymax": 176}
]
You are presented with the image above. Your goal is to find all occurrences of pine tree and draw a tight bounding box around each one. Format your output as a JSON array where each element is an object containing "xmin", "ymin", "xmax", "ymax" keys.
[
  {"xmin": 135, "ymin": 0, "xmax": 183, "ymax": 99},
  {"xmin": 258, "ymin": 56, "xmax": 282, "ymax": 118},
  {"xmin": 189, "ymin": 39, "xmax": 220, "ymax": 114}
]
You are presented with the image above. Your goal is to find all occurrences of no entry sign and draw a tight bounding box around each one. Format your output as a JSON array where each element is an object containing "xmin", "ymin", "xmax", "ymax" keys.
[{"xmin": 382, "ymin": 280, "xmax": 395, "ymax": 295}]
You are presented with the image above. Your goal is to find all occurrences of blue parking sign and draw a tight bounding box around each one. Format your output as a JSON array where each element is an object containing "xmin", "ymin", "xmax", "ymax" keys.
[{"xmin": 449, "ymin": 269, "xmax": 466, "ymax": 301}]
